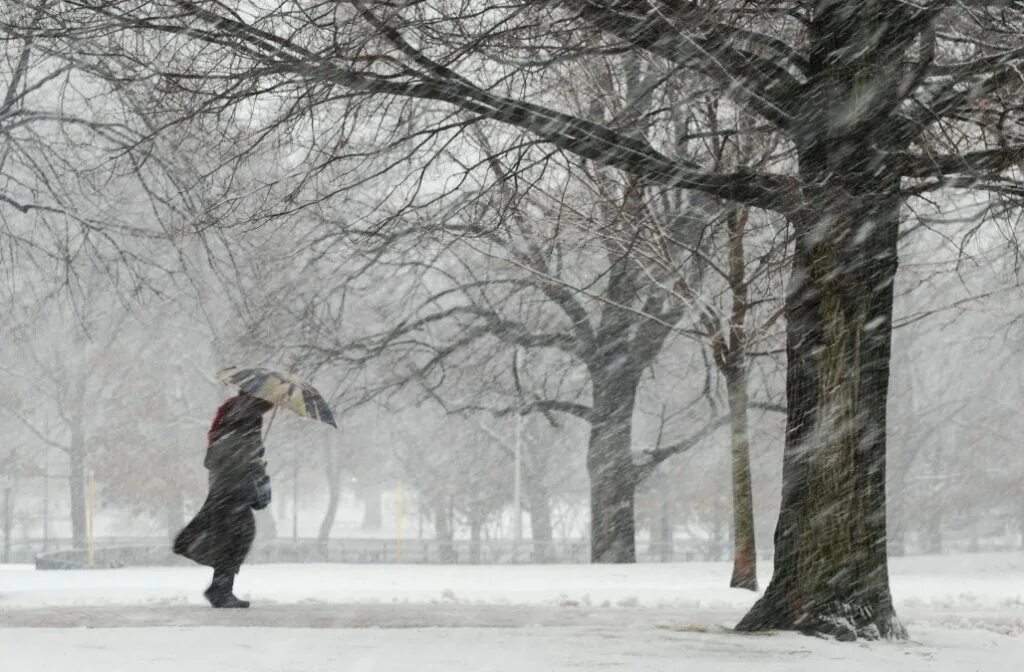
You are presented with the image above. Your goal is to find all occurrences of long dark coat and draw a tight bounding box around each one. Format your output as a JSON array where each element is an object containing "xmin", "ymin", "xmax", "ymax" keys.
[{"xmin": 173, "ymin": 395, "xmax": 270, "ymax": 573}]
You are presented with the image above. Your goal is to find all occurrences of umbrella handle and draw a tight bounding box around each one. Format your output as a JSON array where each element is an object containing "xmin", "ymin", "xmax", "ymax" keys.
[{"xmin": 263, "ymin": 405, "xmax": 279, "ymax": 444}]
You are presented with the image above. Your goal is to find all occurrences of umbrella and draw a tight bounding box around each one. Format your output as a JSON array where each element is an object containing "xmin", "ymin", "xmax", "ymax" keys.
[{"xmin": 216, "ymin": 366, "xmax": 337, "ymax": 429}]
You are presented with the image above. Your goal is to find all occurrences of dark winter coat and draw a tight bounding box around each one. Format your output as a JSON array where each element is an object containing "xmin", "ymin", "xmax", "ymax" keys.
[{"xmin": 173, "ymin": 395, "xmax": 271, "ymax": 573}]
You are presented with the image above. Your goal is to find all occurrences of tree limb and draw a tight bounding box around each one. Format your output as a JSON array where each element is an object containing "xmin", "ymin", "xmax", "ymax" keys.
[{"xmin": 634, "ymin": 414, "xmax": 730, "ymax": 482}]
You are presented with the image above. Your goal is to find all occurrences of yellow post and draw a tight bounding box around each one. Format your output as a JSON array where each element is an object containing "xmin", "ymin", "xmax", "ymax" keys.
[
  {"xmin": 86, "ymin": 469, "xmax": 95, "ymax": 568},
  {"xmin": 395, "ymin": 480, "xmax": 403, "ymax": 563}
]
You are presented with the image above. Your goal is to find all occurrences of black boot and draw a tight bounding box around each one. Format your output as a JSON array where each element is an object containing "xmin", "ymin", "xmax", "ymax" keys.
[{"xmin": 204, "ymin": 570, "xmax": 250, "ymax": 609}]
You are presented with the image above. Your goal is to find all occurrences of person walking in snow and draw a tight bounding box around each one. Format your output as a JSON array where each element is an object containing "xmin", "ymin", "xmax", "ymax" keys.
[{"xmin": 173, "ymin": 391, "xmax": 273, "ymax": 608}]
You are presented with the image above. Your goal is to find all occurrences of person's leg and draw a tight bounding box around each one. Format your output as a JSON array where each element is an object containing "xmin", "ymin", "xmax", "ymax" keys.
[
  {"xmin": 204, "ymin": 566, "xmax": 249, "ymax": 608},
  {"xmin": 208, "ymin": 503, "xmax": 256, "ymax": 608},
  {"xmin": 201, "ymin": 497, "xmax": 255, "ymax": 608}
]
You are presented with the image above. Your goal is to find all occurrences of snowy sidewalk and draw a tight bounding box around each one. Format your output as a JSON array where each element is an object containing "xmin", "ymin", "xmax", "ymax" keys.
[
  {"xmin": 4, "ymin": 621, "xmax": 1021, "ymax": 672},
  {"xmin": 1, "ymin": 553, "xmax": 1021, "ymax": 670},
  {"xmin": 3, "ymin": 553, "xmax": 1021, "ymax": 611}
]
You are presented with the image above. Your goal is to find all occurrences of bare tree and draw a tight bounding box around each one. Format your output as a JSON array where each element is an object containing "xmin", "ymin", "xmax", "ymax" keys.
[
  {"xmin": 313, "ymin": 161, "xmax": 735, "ymax": 563},
  {"xmin": 635, "ymin": 98, "xmax": 789, "ymax": 589},
  {"xmin": 27, "ymin": 0, "xmax": 1024, "ymax": 638},
  {"xmin": 89, "ymin": 323, "xmax": 217, "ymax": 539},
  {"xmin": 0, "ymin": 293, "xmax": 135, "ymax": 548}
]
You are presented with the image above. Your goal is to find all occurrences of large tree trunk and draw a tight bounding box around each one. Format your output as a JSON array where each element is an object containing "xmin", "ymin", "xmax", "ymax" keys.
[
  {"xmin": 737, "ymin": 181, "xmax": 904, "ymax": 639},
  {"xmin": 587, "ymin": 384, "xmax": 639, "ymax": 563},
  {"xmin": 738, "ymin": 6, "xmax": 909, "ymax": 635},
  {"xmin": 725, "ymin": 364, "xmax": 757, "ymax": 590}
]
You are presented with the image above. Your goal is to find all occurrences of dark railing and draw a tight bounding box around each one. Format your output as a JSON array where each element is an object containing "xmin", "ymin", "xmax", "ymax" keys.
[
  {"xmin": 22, "ymin": 537, "xmax": 719, "ymax": 569},
  {"xmin": 15, "ymin": 534, "xmax": 1018, "ymax": 569}
]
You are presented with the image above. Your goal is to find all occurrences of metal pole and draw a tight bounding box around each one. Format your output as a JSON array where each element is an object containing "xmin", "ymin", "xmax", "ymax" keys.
[{"xmin": 86, "ymin": 469, "xmax": 95, "ymax": 568}]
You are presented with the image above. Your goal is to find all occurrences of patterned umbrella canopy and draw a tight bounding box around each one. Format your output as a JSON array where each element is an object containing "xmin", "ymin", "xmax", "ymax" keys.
[{"xmin": 216, "ymin": 366, "xmax": 337, "ymax": 428}]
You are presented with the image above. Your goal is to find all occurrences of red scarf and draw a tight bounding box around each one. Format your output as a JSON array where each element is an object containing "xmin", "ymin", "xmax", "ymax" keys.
[
  {"xmin": 207, "ymin": 396, "xmax": 241, "ymax": 445},
  {"xmin": 208, "ymin": 394, "xmax": 273, "ymax": 445}
]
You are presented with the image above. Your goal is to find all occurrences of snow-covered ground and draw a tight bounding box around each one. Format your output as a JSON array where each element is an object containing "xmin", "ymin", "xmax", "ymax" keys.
[{"xmin": 1, "ymin": 553, "xmax": 1021, "ymax": 670}]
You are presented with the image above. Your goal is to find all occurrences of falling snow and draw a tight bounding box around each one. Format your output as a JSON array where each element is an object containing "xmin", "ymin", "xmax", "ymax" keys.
[{"xmin": 2, "ymin": 1, "xmax": 1023, "ymax": 668}]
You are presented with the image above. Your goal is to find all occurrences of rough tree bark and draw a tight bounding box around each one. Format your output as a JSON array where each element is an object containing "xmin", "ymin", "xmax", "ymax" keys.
[
  {"xmin": 587, "ymin": 379, "xmax": 639, "ymax": 563},
  {"xmin": 722, "ymin": 204, "xmax": 758, "ymax": 591},
  {"xmin": 583, "ymin": 203, "xmax": 676, "ymax": 564},
  {"xmin": 737, "ymin": 180, "xmax": 903, "ymax": 639},
  {"xmin": 737, "ymin": 4, "xmax": 911, "ymax": 639},
  {"xmin": 725, "ymin": 364, "xmax": 757, "ymax": 590}
]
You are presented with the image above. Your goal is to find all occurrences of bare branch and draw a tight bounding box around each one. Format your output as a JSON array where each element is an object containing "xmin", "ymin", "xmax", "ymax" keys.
[{"xmin": 634, "ymin": 414, "xmax": 731, "ymax": 482}]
